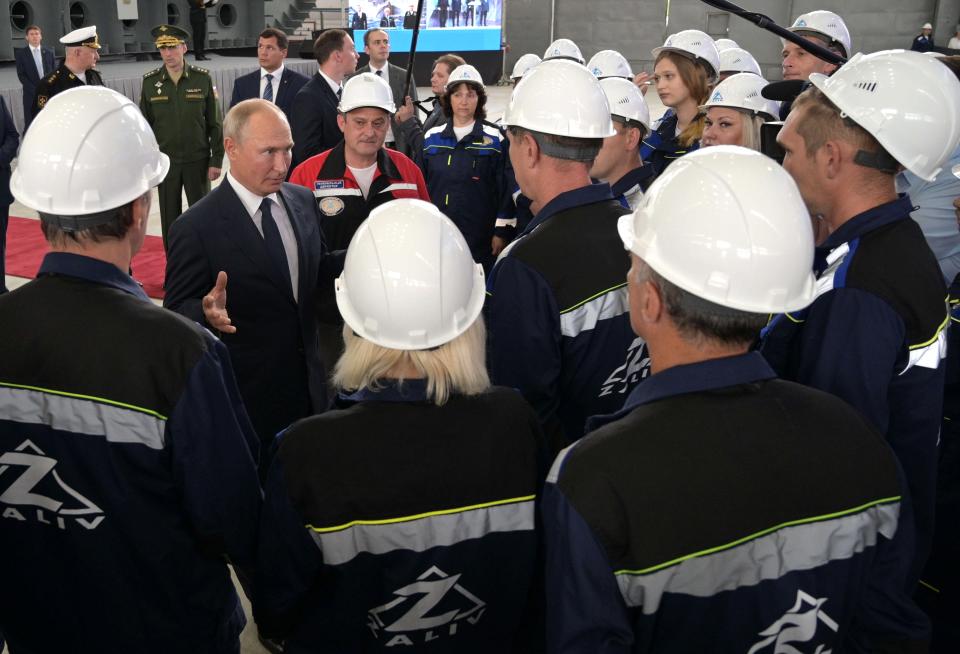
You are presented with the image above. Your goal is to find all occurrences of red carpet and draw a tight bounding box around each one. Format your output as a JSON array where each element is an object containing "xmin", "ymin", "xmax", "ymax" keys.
[{"xmin": 5, "ymin": 216, "xmax": 167, "ymax": 299}]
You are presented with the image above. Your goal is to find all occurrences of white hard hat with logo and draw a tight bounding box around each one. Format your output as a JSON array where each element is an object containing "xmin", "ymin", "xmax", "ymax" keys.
[
  {"xmin": 445, "ymin": 63, "xmax": 485, "ymax": 90},
  {"xmin": 11, "ymin": 86, "xmax": 169, "ymax": 226},
  {"xmin": 808, "ymin": 49, "xmax": 960, "ymax": 181},
  {"xmin": 714, "ymin": 38, "xmax": 740, "ymax": 52},
  {"xmin": 543, "ymin": 38, "xmax": 584, "ymax": 64},
  {"xmin": 719, "ymin": 47, "xmax": 762, "ymax": 76},
  {"xmin": 502, "ymin": 59, "xmax": 615, "ymax": 138},
  {"xmin": 702, "ymin": 73, "xmax": 780, "ymax": 120},
  {"xmin": 599, "ymin": 77, "xmax": 650, "ymax": 131},
  {"xmin": 587, "ymin": 50, "xmax": 634, "ymax": 80},
  {"xmin": 618, "ymin": 146, "xmax": 816, "ymax": 313},
  {"xmin": 788, "ymin": 10, "xmax": 851, "ymax": 58},
  {"xmin": 335, "ymin": 199, "xmax": 486, "ymax": 350},
  {"xmin": 511, "ymin": 53, "xmax": 542, "ymax": 80},
  {"xmin": 652, "ymin": 29, "xmax": 722, "ymax": 82},
  {"xmin": 339, "ymin": 72, "xmax": 396, "ymax": 113}
]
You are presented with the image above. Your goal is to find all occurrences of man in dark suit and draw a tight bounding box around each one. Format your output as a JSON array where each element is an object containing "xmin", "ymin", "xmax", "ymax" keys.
[
  {"xmin": 350, "ymin": 28, "xmax": 418, "ymax": 157},
  {"xmin": 437, "ymin": 0, "xmax": 449, "ymax": 27},
  {"xmin": 230, "ymin": 28, "xmax": 309, "ymax": 125},
  {"xmin": 451, "ymin": 0, "xmax": 461, "ymax": 26},
  {"xmin": 351, "ymin": 6, "xmax": 367, "ymax": 29},
  {"xmin": 289, "ymin": 29, "xmax": 358, "ymax": 170},
  {"xmin": 165, "ymin": 99, "xmax": 341, "ymax": 477},
  {"xmin": 188, "ymin": 0, "xmax": 213, "ymax": 61},
  {"xmin": 15, "ymin": 25, "xmax": 55, "ymax": 130},
  {"xmin": 0, "ymin": 98, "xmax": 19, "ymax": 294}
]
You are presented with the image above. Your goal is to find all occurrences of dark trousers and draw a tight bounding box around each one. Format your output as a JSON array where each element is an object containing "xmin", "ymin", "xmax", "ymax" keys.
[
  {"xmin": 190, "ymin": 15, "xmax": 207, "ymax": 57},
  {"xmin": 159, "ymin": 159, "xmax": 210, "ymax": 250},
  {"xmin": 0, "ymin": 202, "xmax": 8, "ymax": 293},
  {"xmin": 439, "ymin": 8, "xmax": 447, "ymax": 26},
  {"xmin": 451, "ymin": 8, "xmax": 459, "ymax": 25}
]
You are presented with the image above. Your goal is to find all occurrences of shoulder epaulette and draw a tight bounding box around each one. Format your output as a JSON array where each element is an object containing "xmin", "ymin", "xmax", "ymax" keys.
[
  {"xmin": 143, "ymin": 68, "xmax": 162, "ymax": 79},
  {"xmin": 43, "ymin": 71, "xmax": 58, "ymax": 83},
  {"xmin": 188, "ymin": 65, "xmax": 210, "ymax": 75}
]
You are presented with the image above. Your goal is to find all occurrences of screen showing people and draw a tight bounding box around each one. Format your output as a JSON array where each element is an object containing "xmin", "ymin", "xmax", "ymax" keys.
[{"xmin": 350, "ymin": 0, "xmax": 502, "ymax": 51}]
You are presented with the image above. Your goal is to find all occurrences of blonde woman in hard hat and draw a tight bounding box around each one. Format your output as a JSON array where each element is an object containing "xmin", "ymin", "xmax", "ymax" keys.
[
  {"xmin": 700, "ymin": 73, "xmax": 780, "ymax": 150},
  {"xmin": 255, "ymin": 200, "xmax": 543, "ymax": 652},
  {"xmin": 640, "ymin": 30, "xmax": 720, "ymax": 179}
]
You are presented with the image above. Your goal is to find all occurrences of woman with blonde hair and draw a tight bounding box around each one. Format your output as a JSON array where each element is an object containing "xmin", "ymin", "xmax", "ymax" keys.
[
  {"xmin": 700, "ymin": 73, "xmax": 780, "ymax": 150},
  {"xmin": 255, "ymin": 199, "xmax": 543, "ymax": 653},
  {"xmin": 640, "ymin": 29, "xmax": 720, "ymax": 178}
]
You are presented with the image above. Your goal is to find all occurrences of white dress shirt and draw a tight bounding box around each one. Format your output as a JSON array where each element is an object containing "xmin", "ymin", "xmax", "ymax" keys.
[
  {"xmin": 259, "ymin": 64, "xmax": 284, "ymax": 102},
  {"xmin": 318, "ymin": 69, "xmax": 343, "ymax": 98},
  {"xmin": 369, "ymin": 63, "xmax": 396, "ymax": 143},
  {"xmin": 30, "ymin": 45, "xmax": 44, "ymax": 78},
  {"xmin": 225, "ymin": 172, "xmax": 300, "ymax": 301}
]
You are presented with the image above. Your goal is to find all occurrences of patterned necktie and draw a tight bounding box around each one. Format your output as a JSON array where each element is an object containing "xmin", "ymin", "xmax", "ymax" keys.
[
  {"xmin": 337, "ymin": 86, "xmax": 343, "ymax": 101},
  {"xmin": 260, "ymin": 198, "xmax": 293, "ymax": 296},
  {"xmin": 262, "ymin": 73, "xmax": 274, "ymax": 102},
  {"xmin": 33, "ymin": 48, "xmax": 43, "ymax": 78}
]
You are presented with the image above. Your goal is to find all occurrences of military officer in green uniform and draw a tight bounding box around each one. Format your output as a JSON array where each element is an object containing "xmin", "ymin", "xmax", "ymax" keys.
[
  {"xmin": 140, "ymin": 24, "xmax": 223, "ymax": 249},
  {"xmin": 33, "ymin": 25, "xmax": 104, "ymax": 115}
]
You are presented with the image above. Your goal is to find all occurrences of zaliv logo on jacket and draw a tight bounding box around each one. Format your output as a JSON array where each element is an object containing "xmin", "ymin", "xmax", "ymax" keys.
[
  {"xmin": 0, "ymin": 440, "xmax": 105, "ymax": 530},
  {"xmin": 366, "ymin": 566, "xmax": 485, "ymax": 646},
  {"xmin": 747, "ymin": 590, "xmax": 839, "ymax": 654}
]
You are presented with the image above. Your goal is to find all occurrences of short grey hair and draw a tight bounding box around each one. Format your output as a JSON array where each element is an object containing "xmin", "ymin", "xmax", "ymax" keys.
[
  {"xmin": 508, "ymin": 126, "xmax": 602, "ymax": 163},
  {"xmin": 224, "ymin": 98, "xmax": 289, "ymax": 142},
  {"xmin": 633, "ymin": 259, "xmax": 768, "ymax": 347}
]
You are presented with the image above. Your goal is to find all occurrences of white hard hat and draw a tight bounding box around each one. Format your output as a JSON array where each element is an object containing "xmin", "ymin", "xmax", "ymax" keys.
[
  {"xmin": 923, "ymin": 22, "xmax": 933, "ymax": 30},
  {"xmin": 808, "ymin": 49, "xmax": 960, "ymax": 181},
  {"xmin": 789, "ymin": 10, "xmax": 851, "ymax": 58},
  {"xmin": 502, "ymin": 59, "xmax": 615, "ymax": 138},
  {"xmin": 445, "ymin": 63, "xmax": 485, "ymax": 90},
  {"xmin": 599, "ymin": 77, "xmax": 650, "ymax": 131},
  {"xmin": 587, "ymin": 49, "xmax": 634, "ymax": 80},
  {"xmin": 12, "ymin": 86, "xmax": 169, "ymax": 222},
  {"xmin": 652, "ymin": 29, "xmax": 722, "ymax": 82},
  {"xmin": 714, "ymin": 38, "xmax": 740, "ymax": 52},
  {"xmin": 719, "ymin": 47, "xmax": 762, "ymax": 75},
  {"xmin": 618, "ymin": 146, "xmax": 816, "ymax": 314},
  {"xmin": 335, "ymin": 199, "xmax": 486, "ymax": 350},
  {"xmin": 543, "ymin": 38, "xmax": 584, "ymax": 64},
  {"xmin": 702, "ymin": 73, "xmax": 780, "ymax": 120},
  {"xmin": 511, "ymin": 53, "xmax": 542, "ymax": 80},
  {"xmin": 339, "ymin": 72, "xmax": 396, "ymax": 113}
]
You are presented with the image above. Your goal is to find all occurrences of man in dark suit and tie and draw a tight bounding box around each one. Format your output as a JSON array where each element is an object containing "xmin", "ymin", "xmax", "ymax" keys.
[
  {"xmin": 0, "ymin": 98, "xmax": 19, "ymax": 294},
  {"xmin": 350, "ymin": 28, "xmax": 418, "ymax": 157},
  {"xmin": 289, "ymin": 29, "xmax": 359, "ymax": 170},
  {"xmin": 351, "ymin": 6, "xmax": 368, "ymax": 30},
  {"xmin": 230, "ymin": 28, "xmax": 309, "ymax": 125},
  {"xmin": 15, "ymin": 25, "xmax": 56, "ymax": 129},
  {"xmin": 165, "ymin": 99, "xmax": 342, "ymax": 478}
]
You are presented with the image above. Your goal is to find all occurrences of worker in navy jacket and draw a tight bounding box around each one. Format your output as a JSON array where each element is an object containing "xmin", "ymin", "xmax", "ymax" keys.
[
  {"xmin": 256, "ymin": 200, "xmax": 543, "ymax": 653},
  {"xmin": 422, "ymin": 64, "xmax": 513, "ymax": 271},
  {"xmin": 488, "ymin": 60, "xmax": 643, "ymax": 452},
  {"xmin": 761, "ymin": 52, "xmax": 956, "ymax": 589},
  {"xmin": 545, "ymin": 146, "xmax": 930, "ymax": 653},
  {"xmin": 0, "ymin": 86, "xmax": 262, "ymax": 654}
]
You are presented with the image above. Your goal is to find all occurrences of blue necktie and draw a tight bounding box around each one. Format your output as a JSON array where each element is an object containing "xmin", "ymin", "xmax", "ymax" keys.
[
  {"xmin": 262, "ymin": 73, "xmax": 274, "ymax": 102},
  {"xmin": 260, "ymin": 198, "xmax": 292, "ymax": 296}
]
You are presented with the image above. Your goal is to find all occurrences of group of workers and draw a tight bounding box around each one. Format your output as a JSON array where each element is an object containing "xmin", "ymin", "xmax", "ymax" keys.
[{"xmin": 0, "ymin": 6, "xmax": 959, "ymax": 654}]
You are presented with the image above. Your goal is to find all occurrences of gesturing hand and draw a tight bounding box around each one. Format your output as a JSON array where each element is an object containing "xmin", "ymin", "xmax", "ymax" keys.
[{"xmin": 202, "ymin": 270, "xmax": 237, "ymax": 334}]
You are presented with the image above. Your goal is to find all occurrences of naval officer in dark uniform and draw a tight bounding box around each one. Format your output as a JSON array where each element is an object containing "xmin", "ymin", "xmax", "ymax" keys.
[
  {"xmin": 139, "ymin": 25, "xmax": 223, "ymax": 249},
  {"xmin": 32, "ymin": 25, "xmax": 104, "ymax": 115}
]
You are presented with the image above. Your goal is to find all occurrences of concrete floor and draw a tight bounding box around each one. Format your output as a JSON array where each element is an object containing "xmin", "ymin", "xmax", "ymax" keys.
[{"xmin": 0, "ymin": 77, "xmax": 668, "ymax": 653}]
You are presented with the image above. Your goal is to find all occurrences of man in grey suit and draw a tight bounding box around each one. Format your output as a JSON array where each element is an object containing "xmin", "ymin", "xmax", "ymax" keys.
[
  {"xmin": 15, "ymin": 25, "xmax": 55, "ymax": 129},
  {"xmin": 349, "ymin": 29, "xmax": 418, "ymax": 157}
]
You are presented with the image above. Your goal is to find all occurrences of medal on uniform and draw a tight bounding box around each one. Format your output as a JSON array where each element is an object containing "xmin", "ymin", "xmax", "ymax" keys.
[{"xmin": 319, "ymin": 197, "xmax": 345, "ymax": 216}]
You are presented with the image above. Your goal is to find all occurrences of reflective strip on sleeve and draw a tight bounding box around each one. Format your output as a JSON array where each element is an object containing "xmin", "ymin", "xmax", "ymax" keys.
[
  {"xmin": 559, "ymin": 286, "xmax": 629, "ymax": 337},
  {"xmin": 0, "ymin": 383, "xmax": 167, "ymax": 450},
  {"xmin": 308, "ymin": 495, "xmax": 536, "ymax": 566},
  {"xmin": 495, "ymin": 218, "xmax": 518, "ymax": 228},
  {"xmin": 615, "ymin": 499, "xmax": 899, "ymax": 614}
]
